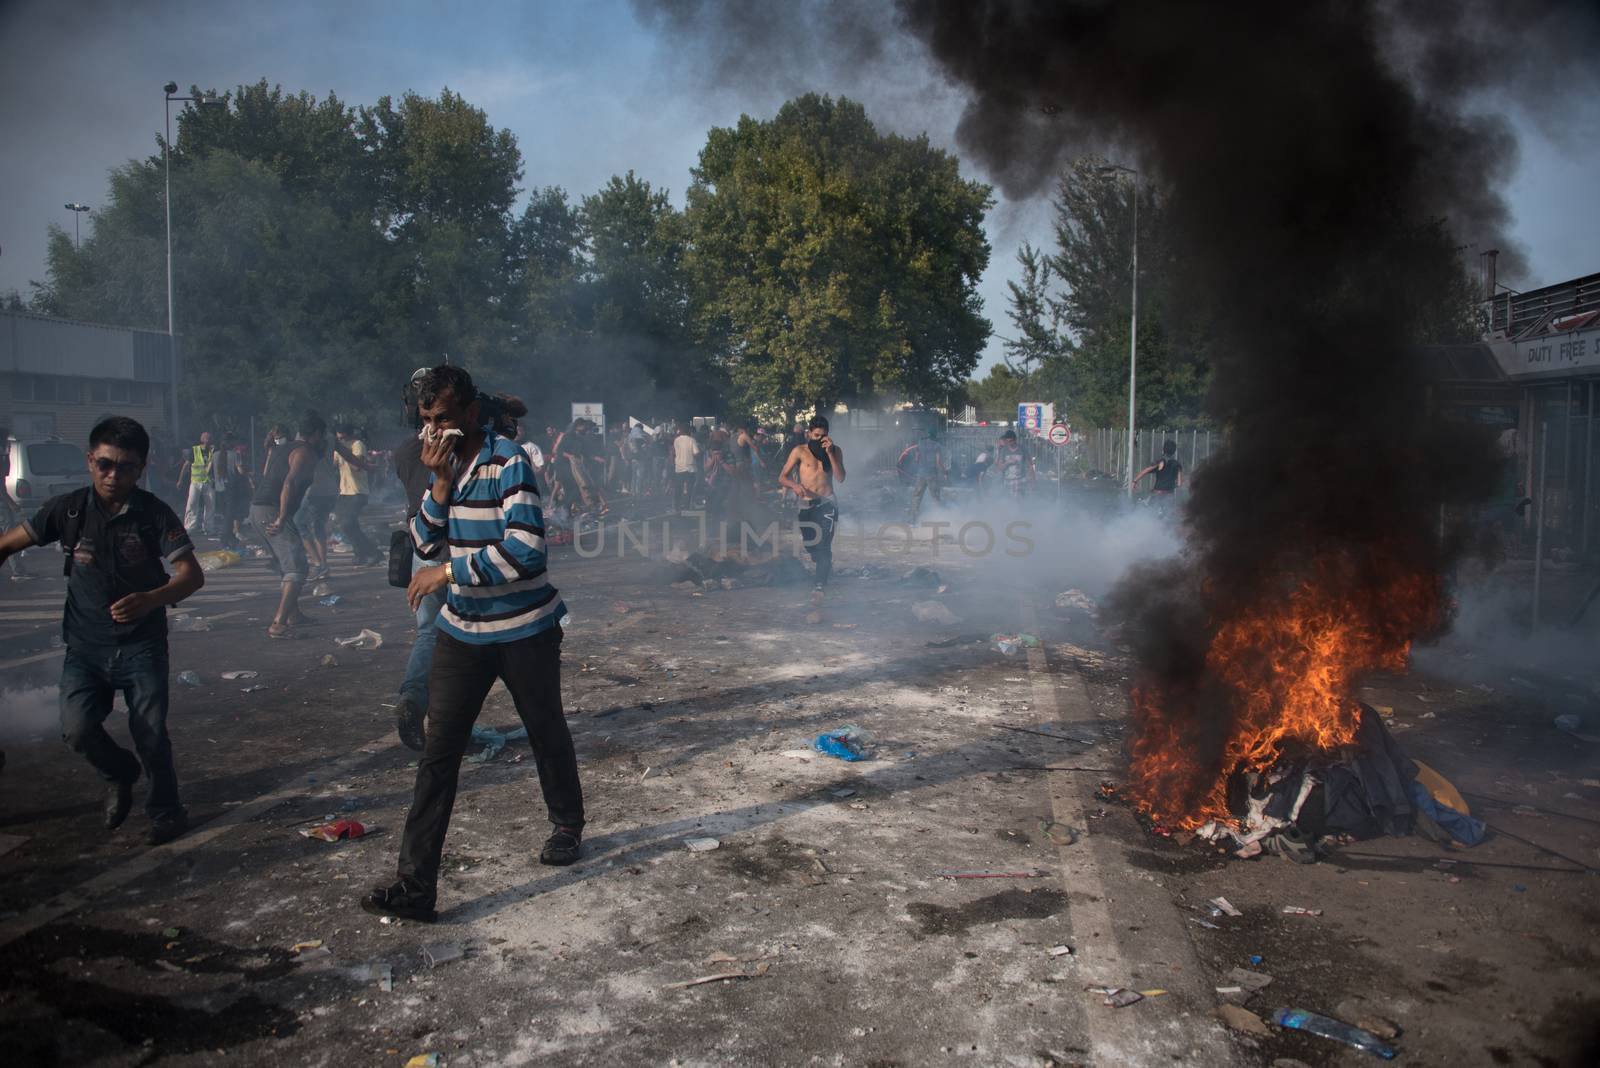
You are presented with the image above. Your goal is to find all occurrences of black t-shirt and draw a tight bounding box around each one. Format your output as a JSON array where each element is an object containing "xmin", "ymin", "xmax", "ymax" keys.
[
  {"xmin": 1153, "ymin": 457, "xmax": 1183, "ymax": 492},
  {"xmin": 26, "ymin": 488, "xmax": 194, "ymax": 649}
]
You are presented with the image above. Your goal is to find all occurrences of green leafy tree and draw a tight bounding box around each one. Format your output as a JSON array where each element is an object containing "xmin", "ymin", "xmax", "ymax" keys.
[
  {"xmin": 686, "ymin": 94, "xmax": 992, "ymax": 421},
  {"xmin": 33, "ymin": 83, "xmax": 524, "ymax": 434},
  {"xmin": 996, "ymin": 159, "xmax": 1212, "ymax": 429}
]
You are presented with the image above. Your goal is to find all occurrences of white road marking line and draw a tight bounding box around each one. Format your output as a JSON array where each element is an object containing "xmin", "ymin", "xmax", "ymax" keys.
[
  {"xmin": 1021, "ymin": 601, "xmax": 1230, "ymax": 1065},
  {"xmin": 0, "ymin": 726, "xmax": 401, "ymax": 951},
  {"xmin": 0, "ymin": 648, "xmax": 64, "ymax": 671},
  {"xmin": 0, "ymin": 610, "xmax": 249, "ymax": 672}
]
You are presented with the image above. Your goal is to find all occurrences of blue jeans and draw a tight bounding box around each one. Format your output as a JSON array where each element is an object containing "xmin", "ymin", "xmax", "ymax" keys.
[
  {"xmin": 399, "ymin": 554, "xmax": 446, "ymax": 710},
  {"xmin": 59, "ymin": 637, "xmax": 183, "ymax": 816}
]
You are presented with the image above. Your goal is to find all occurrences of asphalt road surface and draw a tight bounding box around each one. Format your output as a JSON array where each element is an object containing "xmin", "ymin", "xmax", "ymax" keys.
[{"xmin": 0, "ymin": 497, "xmax": 1596, "ymax": 1067}]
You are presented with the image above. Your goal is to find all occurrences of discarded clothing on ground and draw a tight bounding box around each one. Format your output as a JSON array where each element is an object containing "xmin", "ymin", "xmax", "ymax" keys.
[
  {"xmin": 1198, "ymin": 703, "xmax": 1482, "ymax": 858},
  {"xmin": 470, "ymin": 724, "xmax": 527, "ymax": 763},
  {"xmin": 661, "ymin": 551, "xmax": 811, "ymax": 589}
]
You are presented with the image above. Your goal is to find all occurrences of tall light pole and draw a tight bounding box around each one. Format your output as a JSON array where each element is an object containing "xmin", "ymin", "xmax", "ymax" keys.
[
  {"xmin": 64, "ymin": 203, "xmax": 92, "ymax": 249},
  {"xmin": 162, "ymin": 81, "xmax": 224, "ymax": 439},
  {"xmin": 1098, "ymin": 164, "xmax": 1140, "ymax": 494}
]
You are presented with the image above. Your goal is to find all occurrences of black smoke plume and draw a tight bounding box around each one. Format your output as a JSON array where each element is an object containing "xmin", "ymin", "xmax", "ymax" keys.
[
  {"xmin": 639, "ymin": 1, "xmax": 1600, "ymax": 816},
  {"xmin": 889, "ymin": 0, "xmax": 1600, "ymax": 817}
]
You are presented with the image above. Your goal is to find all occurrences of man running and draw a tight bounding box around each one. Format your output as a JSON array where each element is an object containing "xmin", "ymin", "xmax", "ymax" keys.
[
  {"xmin": 0, "ymin": 417, "xmax": 203, "ymax": 844},
  {"xmin": 898, "ymin": 426, "xmax": 947, "ymax": 523},
  {"xmin": 1132, "ymin": 439, "xmax": 1184, "ymax": 515},
  {"xmin": 332, "ymin": 424, "xmax": 380, "ymax": 566},
  {"xmin": 362, "ymin": 365, "xmax": 580, "ymax": 923},
  {"xmin": 251, "ymin": 412, "xmax": 326, "ymax": 638},
  {"xmin": 778, "ymin": 415, "xmax": 846, "ymax": 624}
]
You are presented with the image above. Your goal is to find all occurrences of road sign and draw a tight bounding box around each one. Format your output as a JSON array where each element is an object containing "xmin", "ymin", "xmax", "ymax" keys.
[
  {"xmin": 571, "ymin": 402, "xmax": 605, "ymax": 436},
  {"xmin": 1017, "ymin": 402, "xmax": 1054, "ymax": 437},
  {"xmin": 1048, "ymin": 424, "xmax": 1070, "ymax": 446}
]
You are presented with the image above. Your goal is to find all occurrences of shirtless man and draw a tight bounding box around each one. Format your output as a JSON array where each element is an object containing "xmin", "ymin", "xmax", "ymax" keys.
[{"xmin": 778, "ymin": 415, "xmax": 846, "ymax": 624}]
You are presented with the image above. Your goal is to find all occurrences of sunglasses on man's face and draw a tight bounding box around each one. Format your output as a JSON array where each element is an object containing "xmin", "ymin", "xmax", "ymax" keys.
[{"xmin": 92, "ymin": 457, "xmax": 143, "ymax": 476}]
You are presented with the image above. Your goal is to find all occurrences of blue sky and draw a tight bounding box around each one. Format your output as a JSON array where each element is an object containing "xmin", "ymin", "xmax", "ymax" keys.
[{"xmin": 2, "ymin": 0, "xmax": 1595, "ymax": 375}]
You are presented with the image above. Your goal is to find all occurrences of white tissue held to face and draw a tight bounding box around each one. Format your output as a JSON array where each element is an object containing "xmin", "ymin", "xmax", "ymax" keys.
[{"xmin": 417, "ymin": 425, "xmax": 466, "ymax": 443}]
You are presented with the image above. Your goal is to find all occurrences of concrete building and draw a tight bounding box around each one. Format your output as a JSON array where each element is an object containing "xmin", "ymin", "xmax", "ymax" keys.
[{"xmin": 0, "ymin": 309, "xmax": 175, "ymax": 444}]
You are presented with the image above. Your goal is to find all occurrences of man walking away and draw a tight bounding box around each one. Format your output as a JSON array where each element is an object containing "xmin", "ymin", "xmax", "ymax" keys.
[
  {"xmin": 900, "ymin": 427, "xmax": 947, "ymax": 523},
  {"xmin": 176, "ymin": 431, "xmax": 218, "ymax": 537},
  {"xmin": 671, "ymin": 424, "xmax": 700, "ymax": 514},
  {"xmin": 778, "ymin": 415, "xmax": 846, "ymax": 624},
  {"xmin": 363, "ymin": 365, "xmax": 581, "ymax": 923},
  {"xmin": 0, "ymin": 417, "xmax": 203, "ymax": 844},
  {"xmin": 298, "ymin": 444, "xmax": 339, "ymax": 580},
  {"xmin": 217, "ymin": 432, "xmax": 251, "ymax": 550},
  {"xmin": 251, "ymin": 412, "xmax": 325, "ymax": 638},
  {"xmin": 393, "ymin": 369, "xmax": 441, "ymax": 751},
  {"xmin": 332, "ymin": 424, "xmax": 381, "ymax": 566}
]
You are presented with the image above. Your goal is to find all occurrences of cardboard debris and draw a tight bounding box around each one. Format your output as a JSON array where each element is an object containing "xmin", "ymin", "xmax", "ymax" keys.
[{"xmin": 1209, "ymin": 896, "xmax": 1242, "ymax": 917}]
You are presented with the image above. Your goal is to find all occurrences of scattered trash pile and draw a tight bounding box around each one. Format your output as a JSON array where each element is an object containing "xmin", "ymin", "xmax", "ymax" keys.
[
  {"xmin": 544, "ymin": 504, "xmax": 577, "ymax": 547},
  {"xmin": 990, "ymin": 633, "xmax": 1040, "ymax": 656},
  {"xmin": 813, "ymin": 725, "xmax": 874, "ymax": 762},
  {"xmin": 1118, "ymin": 704, "xmax": 1485, "ymax": 862},
  {"xmin": 1053, "ymin": 588, "xmax": 1097, "ymax": 617},
  {"xmin": 662, "ymin": 550, "xmax": 812, "ymax": 590}
]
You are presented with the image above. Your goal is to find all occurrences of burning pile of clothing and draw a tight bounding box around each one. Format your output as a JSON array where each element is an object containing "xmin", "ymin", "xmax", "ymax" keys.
[{"xmin": 1176, "ymin": 704, "xmax": 1484, "ymax": 863}]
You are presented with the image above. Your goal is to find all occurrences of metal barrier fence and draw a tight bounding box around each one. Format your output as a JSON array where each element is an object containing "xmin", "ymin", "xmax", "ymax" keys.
[{"xmin": 940, "ymin": 425, "xmax": 1218, "ymax": 482}]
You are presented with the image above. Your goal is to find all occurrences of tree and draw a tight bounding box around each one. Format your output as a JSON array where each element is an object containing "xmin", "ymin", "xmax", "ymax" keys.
[
  {"xmin": 32, "ymin": 82, "xmax": 524, "ymax": 434},
  {"xmin": 686, "ymin": 94, "xmax": 993, "ymax": 419},
  {"xmin": 965, "ymin": 363, "xmax": 1030, "ymax": 419},
  {"xmin": 1002, "ymin": 242, "xmax": 1067, "ymax": 369},
  {"xmin": 995, "ymin": 159, "xmax": 1213, "ymax": 429}
]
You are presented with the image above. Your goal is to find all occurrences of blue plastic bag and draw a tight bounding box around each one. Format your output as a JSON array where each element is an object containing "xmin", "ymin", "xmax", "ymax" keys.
[{"xmin": 814, "ymin": 726, "xmax": 873, "ymax": 761}]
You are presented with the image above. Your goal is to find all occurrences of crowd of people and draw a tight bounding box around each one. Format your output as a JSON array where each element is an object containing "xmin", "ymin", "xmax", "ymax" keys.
[{"xmin": 504, "ymin": 417, "xmax": 830, "ymax": 521}]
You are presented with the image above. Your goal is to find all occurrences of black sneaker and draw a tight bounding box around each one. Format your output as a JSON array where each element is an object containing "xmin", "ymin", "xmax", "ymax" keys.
[
  {"xmin": 360, "ymin": 880, "xmax": 437, "ymax": 923},
  {"xmin": 147, "ymin": 809, "xmax": 188, "ymax": 846},
  {"xmin": 539, "ymin": 826, "xmax": 583, "ymax": 866},
  {"xmin": 105, "ymin": 778, "xmax": 135, "ymax": 830},
  {"xmin": 396, "ymin": 697, "xmax": 426, "ymax": 752}
]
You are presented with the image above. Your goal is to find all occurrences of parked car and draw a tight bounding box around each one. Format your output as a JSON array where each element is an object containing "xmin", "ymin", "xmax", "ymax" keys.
[{"xmin": 5, "ymin": 436, "xmax": 90, "ymax": 508}]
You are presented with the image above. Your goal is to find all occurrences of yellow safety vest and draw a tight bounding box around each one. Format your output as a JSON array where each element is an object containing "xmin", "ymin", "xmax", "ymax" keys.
[{"xmin": 190, "ymin": 445, "xmax": 213, "ymax": 484}]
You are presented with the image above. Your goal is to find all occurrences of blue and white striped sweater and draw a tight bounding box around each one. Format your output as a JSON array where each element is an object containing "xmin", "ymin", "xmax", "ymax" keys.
[{"xmin": 411, "ymin": 430, "xmax": 566, "ymax": 644}]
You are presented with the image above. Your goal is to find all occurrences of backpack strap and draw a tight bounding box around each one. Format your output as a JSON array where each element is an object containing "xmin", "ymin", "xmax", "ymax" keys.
[{"xmin": 59, "ymin": 486, "xmax": 93, "ymax": 576}]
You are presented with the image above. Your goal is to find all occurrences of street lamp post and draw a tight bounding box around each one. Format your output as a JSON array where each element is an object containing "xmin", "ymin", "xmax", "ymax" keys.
[
  {"xmin": 1098, "ymin": 164, "xmax": 1140, "ymax": 494},
  {"xmin": 64, "ymin": 203, "xmax": 92, "ymax": 249},
  {"xmin": 162, "ymin": 81, "xmax": 224, "ymax": 439}
]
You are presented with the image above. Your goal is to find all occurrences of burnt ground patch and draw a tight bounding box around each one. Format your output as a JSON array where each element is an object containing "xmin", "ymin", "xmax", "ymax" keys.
[
  {"xmin": 0, "ymin": 921, "xmax": 300, "ymax": 1064},
  {"xmin": 907, "ymin": 888, "xmax": 1067, "ymax": 938}
]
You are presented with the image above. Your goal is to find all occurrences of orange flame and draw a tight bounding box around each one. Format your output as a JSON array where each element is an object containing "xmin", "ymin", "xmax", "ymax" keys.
[{"xmin": 1126, "ymin": 551, "xmax": 1440, "ymax": 828}]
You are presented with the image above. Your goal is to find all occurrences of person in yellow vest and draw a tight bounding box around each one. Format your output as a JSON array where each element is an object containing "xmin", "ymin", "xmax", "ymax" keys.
[{"xmin": 175, "ymin": 431, "xmax": 220, "ymax": 537}]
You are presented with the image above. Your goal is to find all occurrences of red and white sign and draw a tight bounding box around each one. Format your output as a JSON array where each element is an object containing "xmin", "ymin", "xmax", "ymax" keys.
[{"xmin": 1048, "ymin": 424, "xmax": 1070, "ymax": 445}]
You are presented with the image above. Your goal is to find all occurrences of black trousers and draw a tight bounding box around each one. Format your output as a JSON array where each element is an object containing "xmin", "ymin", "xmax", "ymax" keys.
[
  {"xmin": 333, "ymin": 492, "xmax": 378, "ymax": 560},
  {"xmin": 397, "ymin": 627, "xmax": 583, "ymax": 896},
  {"xmin": 798, "ymin": 497, "xmax": 838, "ymax": 588}
]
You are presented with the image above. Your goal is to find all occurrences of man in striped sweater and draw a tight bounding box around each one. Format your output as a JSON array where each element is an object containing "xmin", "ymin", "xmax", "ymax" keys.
[{"xmin": 362, "ymin": 365, "xmax": 583, "ymax": 923}]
